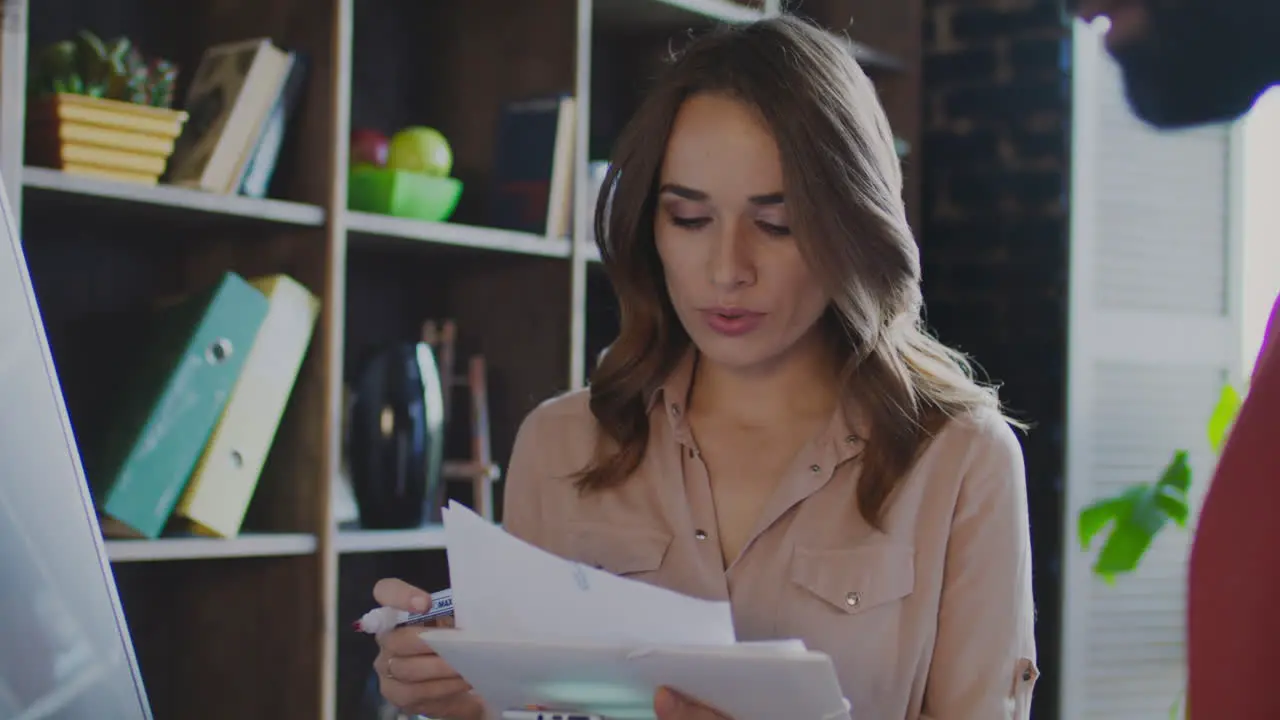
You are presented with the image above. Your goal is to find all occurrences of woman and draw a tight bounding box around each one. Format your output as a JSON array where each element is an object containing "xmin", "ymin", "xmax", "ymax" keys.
[{"xmin": 372, "ymin": 13, "xmax": 1037, "ymax": 720}]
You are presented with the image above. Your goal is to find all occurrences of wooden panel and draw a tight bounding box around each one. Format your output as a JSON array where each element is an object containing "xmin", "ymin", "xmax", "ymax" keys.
[
  {"xmin": 112, "ymin": 556, "xmax": 322, "ymax": 720},
  {"xmin": 350, "ymin": 0, "xmax": 576, "ymax": 224},
  {"xmin": 335, "ymin": 551, "xmax": 449, "ymax": 720},
  {"xmin": 343, "ymin": 247, "xmax": 571, "ymax": 477},
  {"xmin": 584, "ymin": 263, "xmax": 620, "ymax": 384}
]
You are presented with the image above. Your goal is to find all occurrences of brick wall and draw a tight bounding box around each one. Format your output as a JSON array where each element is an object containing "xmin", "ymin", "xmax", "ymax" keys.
[{"xmin": 919, "ymin": 1, "xmax": 1070, "ymax": 717}]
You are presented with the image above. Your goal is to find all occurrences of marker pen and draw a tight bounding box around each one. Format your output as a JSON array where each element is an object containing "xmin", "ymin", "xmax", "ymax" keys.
[{"xmin": 353, "ymin": 588, "xmax": 453, "ymax": 633}]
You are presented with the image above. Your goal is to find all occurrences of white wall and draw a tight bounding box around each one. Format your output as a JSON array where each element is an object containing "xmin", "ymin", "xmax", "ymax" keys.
[{"xmin": 1241, "ymin": 87, "xmax": 1280, "ymax": 377}]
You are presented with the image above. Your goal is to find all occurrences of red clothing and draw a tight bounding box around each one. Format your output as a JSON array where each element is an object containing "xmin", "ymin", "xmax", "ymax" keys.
[{"xmin": 1187, "ymin": 293, "xmax": 1280, "ymax": 718}]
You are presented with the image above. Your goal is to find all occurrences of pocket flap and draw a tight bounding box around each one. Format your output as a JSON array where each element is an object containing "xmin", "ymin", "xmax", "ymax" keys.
[
  {"xmin": 791, "ymin": 543, "xmax": 915, "ymax": 614},
  {"xmin": 567, "ymin": 521, "xmax": 672, "ymax": 575}
]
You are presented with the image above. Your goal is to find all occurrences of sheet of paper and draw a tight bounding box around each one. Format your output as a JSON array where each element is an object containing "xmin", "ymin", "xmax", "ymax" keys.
[
  {"xmin": 421, "ymin": 631, "xmax": 852, "ymax": 720},
  {"xmin": 441, "ymin": 501, "xmax": 736, "ymax": 646}
]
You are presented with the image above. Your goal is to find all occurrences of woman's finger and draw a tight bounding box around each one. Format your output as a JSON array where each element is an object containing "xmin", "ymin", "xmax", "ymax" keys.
[
  {"xmin": 375, "ymin": 625, "xmax": 437, "ymax": 657},
  {"xmin": 376, "ymin": 652, "xmax": 463, "ymax": 685},
  {"xmin": 372, "ymin": 577, "xmax": 432, "ymax": 612}
]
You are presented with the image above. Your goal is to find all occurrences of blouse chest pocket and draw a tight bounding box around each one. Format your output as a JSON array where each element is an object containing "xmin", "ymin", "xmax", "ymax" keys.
[
  {"xmin": 566, "ymin": 521, "xmax": 672, "ymax": 578},
  {"xmin": 781, "ymin": 543, "xmax": 916, "ymax": 711},
  {"xmin": 790, "ymin": 543, "xmax": 915, "ymax": 616}
]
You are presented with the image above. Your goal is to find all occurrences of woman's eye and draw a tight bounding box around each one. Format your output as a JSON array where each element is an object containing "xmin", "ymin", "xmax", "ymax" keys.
[
  {"xmin": 757, "ymin": 220, "xmax": 791, "ymax": 236},
  {"xmin": 670, "ymin": 216, "xmax": 711, "ymax": 230}
]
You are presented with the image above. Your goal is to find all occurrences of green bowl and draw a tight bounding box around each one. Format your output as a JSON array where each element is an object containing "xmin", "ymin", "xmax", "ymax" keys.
[{"xmin": 348, "ymin": 166, "xmax": 463, "ymax": 222}]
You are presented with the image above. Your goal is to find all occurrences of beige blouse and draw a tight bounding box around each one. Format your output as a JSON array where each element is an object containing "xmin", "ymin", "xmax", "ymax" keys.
[{"xmin": 501, "ymin": 352, "xmax": 1038, "ymax": 719}]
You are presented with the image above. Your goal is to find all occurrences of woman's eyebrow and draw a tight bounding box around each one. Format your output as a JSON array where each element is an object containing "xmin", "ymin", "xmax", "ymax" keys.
[
  {"xmin": 748, "ymin": 192, "xmax": 784, "ymax": 206},
  {"xmin": 657, "ymin": 184, "xmax": 785, "ymax": 206},
  {"xmin": 658, "ymin": 183, "xmax": 708, "ymax": 200}
]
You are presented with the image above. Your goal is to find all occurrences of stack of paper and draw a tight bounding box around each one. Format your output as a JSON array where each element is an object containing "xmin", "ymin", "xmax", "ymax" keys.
[{"xmin": 423, "ymin": 502, "xmax": 852, "ymax": 720}]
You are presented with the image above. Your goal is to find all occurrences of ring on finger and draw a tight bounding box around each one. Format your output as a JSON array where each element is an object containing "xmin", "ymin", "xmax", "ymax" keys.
[{"xmin": 385, "ymin": 657, "xmax": 397, "ymax": 681}]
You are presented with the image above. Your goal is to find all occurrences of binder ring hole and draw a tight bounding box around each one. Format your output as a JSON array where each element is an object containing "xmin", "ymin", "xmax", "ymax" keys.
[{"xmin": 206, "ymin": 338, "xmax": 233, "ymax": 364}]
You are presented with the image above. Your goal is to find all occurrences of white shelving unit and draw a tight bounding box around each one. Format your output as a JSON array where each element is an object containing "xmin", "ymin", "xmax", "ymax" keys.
[
  {"xmin": 104, "ymin": 533, "xmax": 318, "ymax": 563},
  {"xmin": 0, "ymin": 0, "xmax": 912, "ymax": 718},
  {"xmin": 334, "ymin": 526, "xmax": 448, "ymax": 554}
]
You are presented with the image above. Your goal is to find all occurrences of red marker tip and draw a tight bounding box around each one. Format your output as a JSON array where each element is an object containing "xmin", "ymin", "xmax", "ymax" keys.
[{"xmin": 352, "ymin": 620, "xmax": 363, "ymax": 631}]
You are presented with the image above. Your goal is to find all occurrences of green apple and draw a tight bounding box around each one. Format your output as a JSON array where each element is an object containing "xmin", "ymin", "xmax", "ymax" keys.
[{"xmin": 386, "ymin": 126, "xmax": 453, "ymax": 177}]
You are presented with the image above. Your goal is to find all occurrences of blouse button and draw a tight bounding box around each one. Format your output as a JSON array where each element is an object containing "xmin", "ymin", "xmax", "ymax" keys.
[
  {"xmin": 845, "ymin": 434, "xmax": 857, "ymax": 443},
  {"xmin": 1022, "ymin": 668, "xmax": 1034, "ymax": 682},
  {"xmin": 845, "ymin": 591, "xmax": 860, "ymax": 608},
  {"xmin": 694, "ymin": 529, "xmax": 708, "ymax": 541},
  {"xmin": 670, "ymin": 403, "xmax": 680, "ymax": 416},
  {"xmin": 810, "ymin": 464, "xmax": 821, "ymax": 473}
]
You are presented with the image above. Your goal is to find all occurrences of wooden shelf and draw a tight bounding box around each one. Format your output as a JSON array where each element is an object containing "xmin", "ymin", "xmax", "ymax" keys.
[
  {"xmin": 335, "ymin": 526, "xmax": 447, "ymax": 554},
  {"xmin": 104, "ymin": 533, "xmax": 318, "ymax": 563},
  {"xmin": 22, "ymin": 167, "xmax": 327, "ymax": 226},
  {"xmin": 346, "ymin": 210, "xmax": 571, "ymax": 258}
]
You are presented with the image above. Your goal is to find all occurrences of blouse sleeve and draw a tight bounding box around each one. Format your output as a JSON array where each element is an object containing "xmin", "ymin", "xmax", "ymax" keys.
[{"xmin": 921, "ymin": 416, "xmax": 1039, "ymax": 719}]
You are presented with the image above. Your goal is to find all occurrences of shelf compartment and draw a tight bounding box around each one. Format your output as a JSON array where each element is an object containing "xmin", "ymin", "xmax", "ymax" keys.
[
  {"xmin": 104, "ymin": 533, "xmax": 318, "ymax": 562},
  {"xmin": 22, "ymin": 167, "xmax": 326, "ymax": 226},
  {"xmin": 346, "ymin": 210, "xmax": 571, "ymax": 258}
]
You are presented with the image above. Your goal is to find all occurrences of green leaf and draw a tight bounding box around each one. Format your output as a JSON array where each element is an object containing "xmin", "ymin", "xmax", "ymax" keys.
[
  {"xmin": 1153, "ymin": 489, "xmax": 1190, "ymax": 527},
  {"xmin": 1084, "ymin": 451, "xmax": 1193, "ymax": 582},
  {"xmin": 1079, "ymin": 486, "xmax": 1143, "ymax": 550},
  {"xmin": 1156, "ymin": 450, "xmax": 1192, "ymax": 494},
  {"xmin": 1207, "ymin": 383, "xmax": 1244, "ymax": 454},
  {"xmin": 1092, "ymin": 491, "xmax": 1166, "ymax": 580}
]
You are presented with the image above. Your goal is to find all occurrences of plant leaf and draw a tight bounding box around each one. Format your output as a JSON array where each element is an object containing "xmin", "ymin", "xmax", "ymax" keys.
[
  {"xmin": 1155, "ymin": 450, "xmax": 1192, "ymax": 494},
  {"xmin": 1207, "ymin": 383, "xmax": 1244, "ymax": 454},
  {"xmin": 1152, "ymin": 450, "xmax": 1192, "ymax": 526},
  {"xmin": 1078, "ymin": 495, "xmax": 1129, "ymax": 550},
  {"xmin": 1092, "ymin": 486, "xmax": 1168, "ymax": 580},
  {"xmin": 1089, "ymin": 456, "xmax": 1191, "ymax": 581}
]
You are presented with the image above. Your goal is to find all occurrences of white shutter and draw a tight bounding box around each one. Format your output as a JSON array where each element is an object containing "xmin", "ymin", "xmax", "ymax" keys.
[{"xmin": 1060, "ymin": 20, "xmax": 1245, "ymax": 720}]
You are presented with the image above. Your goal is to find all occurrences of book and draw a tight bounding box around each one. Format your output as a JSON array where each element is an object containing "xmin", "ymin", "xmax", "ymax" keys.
[{"xmin": 77, "ymin": 272, "xmax": 269, "ymax": 539}]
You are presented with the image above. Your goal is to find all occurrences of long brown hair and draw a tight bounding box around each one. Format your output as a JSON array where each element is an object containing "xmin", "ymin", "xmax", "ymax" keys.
[{"xmin": 581, "ymin": 14, "xmax": 1018, "ymax": 527}]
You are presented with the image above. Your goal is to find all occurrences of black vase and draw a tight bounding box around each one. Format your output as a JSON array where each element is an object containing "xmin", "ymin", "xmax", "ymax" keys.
[{"xmin": 348, "ymin": 341, "xmax": 445, "ymax": 529}]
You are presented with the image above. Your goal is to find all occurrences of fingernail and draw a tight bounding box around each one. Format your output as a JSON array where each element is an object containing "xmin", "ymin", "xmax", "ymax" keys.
[
  {"xmin": 654, "ymin": 687, "xmax": 682, "ymax": 716},
  {"xmin": 411, "ymin": 595, "xmax": 429, "ymax": 611}
]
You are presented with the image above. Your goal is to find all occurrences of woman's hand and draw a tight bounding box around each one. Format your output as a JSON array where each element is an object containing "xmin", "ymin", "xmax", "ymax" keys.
[
  {"xmin": 372, "ymin": 578, "xmax": 484, "ymax": 720},
  {"xmin": 653, "ymin": 686, "xmax": 732, "ymax": 720}
]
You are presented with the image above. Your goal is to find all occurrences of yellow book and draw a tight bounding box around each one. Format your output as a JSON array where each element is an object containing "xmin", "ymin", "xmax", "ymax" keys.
[{"xmin": 173, "ymin": 274, "xmax": 320, "ymax": 537}]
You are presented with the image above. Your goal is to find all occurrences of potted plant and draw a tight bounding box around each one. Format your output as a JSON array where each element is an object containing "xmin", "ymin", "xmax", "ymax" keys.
[
  {"xmin": 1077, "ymin": 382, "xmax": 1245, "ymax": 719},
  {"xmin": 26, "ymin": 30, "xmax": 189, "ymax": 185}
]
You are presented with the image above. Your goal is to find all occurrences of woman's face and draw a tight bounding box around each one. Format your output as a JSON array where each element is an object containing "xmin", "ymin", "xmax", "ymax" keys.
[{"xmin": 654, "ymin": 92, "xmax": 831, "ymax": 374}]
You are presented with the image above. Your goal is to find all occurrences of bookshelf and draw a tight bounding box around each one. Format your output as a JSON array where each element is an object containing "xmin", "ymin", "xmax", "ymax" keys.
[{"xmin": 0, "ymin": 0, "xmax": 921, "ymax": 718}]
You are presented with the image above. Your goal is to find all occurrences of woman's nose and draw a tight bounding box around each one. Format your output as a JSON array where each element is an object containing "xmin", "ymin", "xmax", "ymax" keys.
[{"xmin": 707, "ymin": 220, "xmax": 755, "ymax": 290}]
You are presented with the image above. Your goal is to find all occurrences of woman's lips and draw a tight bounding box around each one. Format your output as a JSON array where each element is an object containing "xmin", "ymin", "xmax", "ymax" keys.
[{"xmin": 701, "ymin": 308, "xmax": 765, "ymax": 337}]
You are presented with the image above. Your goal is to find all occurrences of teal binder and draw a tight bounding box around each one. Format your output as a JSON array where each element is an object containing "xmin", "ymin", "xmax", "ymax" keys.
[{"xmin": 90, "ymin": 272, "xmax": 269, "ymax": 539}]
